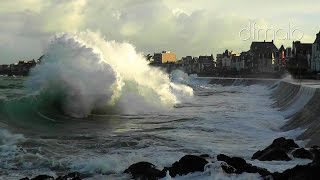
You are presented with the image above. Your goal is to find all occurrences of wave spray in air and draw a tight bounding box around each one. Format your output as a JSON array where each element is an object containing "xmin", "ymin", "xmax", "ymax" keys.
[{"xmin": 25, "ymin": 31, "xmax": 193, "ymax": 118}]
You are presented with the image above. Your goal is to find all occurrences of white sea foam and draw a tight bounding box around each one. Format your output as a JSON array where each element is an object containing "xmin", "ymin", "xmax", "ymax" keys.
[
  {"xmin": 0, "ymin": 129, "xmax": 25, "ymax": 170},
  {"xmin": 26, "ymin": 31, "xmax": 193, "ymax": 117}
]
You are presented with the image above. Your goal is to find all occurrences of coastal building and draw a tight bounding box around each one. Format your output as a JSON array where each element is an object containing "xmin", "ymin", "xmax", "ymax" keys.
[
  {"xmin": 311, "ymin": 31, "xmax": 320, "ymax": 72},
  {"xmin": 152, "ymin": 53, "xmax": 162, "ymax": 64},
  {"xmin": 197, "ymin": 55, "xmax": 215, "ymax": 74},
  {"xmin": 231, "ymin": 54, "xmax": 241, "ymax": 71},
  {"xmin": 278, "ymin": 45, "xmax": 286, "ymax": 66},
  {"xmin": 286, "ymin": 47, "xmax": 292, "ymax": 58},
  {"xmin": 152, "ymin": 51, "xmax": 177, "ymax": 64},
  {"xmin": 221, "ymin": 50, "xmax": 232, "ymax": 70},
  {"xmin": 240, "ymin": 51, "xmax": 253, "ymax": 72},
  {"xmin": 286, "ymin": 41, "xmax": 312, "ymax": 74},
  {"xmin": 161, "ymin": 51, "xmax": 176, "ymax": 63},
  {"xmin": 249, "ymin": 41, "xmax": 279, "ymax": 73},
  {"xmin": 216, "ymin": 54, "xmax": 223, "ymax": 68},
  {"xmin": 292, "ymin": 41, "xmax": 312, "ymax": 68},
  {"xmin": 180, "ymin": 56, "xmax": 198, "ymax": 74}
]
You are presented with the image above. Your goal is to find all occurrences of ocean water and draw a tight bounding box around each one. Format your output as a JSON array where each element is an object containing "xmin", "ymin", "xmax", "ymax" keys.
[
  {"xmin": 0, "ymin": 32, "xmax": 310, "ymax": 179},
  {"xmin": 0, "ymin": 76, "xmax": 311, "ymax": 180}
]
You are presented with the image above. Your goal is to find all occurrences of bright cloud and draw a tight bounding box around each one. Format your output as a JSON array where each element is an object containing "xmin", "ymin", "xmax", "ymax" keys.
[{"xmin": 0, "ymin": 0, "xmax": 319, "ymax": 63}]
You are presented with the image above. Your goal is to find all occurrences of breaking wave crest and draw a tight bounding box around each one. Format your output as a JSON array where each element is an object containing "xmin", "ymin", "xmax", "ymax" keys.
[{"xmin": 4, "ymin": 31, "xmax": 193, "ymax": 119}]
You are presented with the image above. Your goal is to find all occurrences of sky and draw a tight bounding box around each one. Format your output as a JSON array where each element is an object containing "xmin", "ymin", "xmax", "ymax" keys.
[{"xmin": 0, "ymin": 0, "xmax": 320, "ymax": 63}]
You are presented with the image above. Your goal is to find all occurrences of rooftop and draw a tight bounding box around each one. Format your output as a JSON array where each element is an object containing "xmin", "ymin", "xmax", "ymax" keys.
[
  {"xmin": 314, "ymin": 31, "xmax": 320, "ymax": 45},
  {"xmin": 250, "ymin": 41, "xmax": 278, "ymax": 53}
]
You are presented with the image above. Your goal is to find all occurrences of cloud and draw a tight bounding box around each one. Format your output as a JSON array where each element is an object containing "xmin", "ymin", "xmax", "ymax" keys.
[
  {"xmin": 0, "ymin": 0, "xmax": 319, "ymax": 63},
  {"xmin": 41, "ymin": 0, "xmax": 86, "ymax": 32}
]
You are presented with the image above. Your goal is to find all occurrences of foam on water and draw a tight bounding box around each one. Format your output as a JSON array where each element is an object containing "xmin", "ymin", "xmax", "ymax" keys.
[
  {"xmin": 42, "ymin": 83, "xmax": 304, "ymax": 179},
  {"xmin": 0, "ymin": 78, "xmax": 311, "ymax": 179},
  {"xmin": 26, "ymin": 31, "xmax": 193, "ymax": 117},
  {"xmin": 0, "ymin": 33, "xmax": 312, "ymax": 179}
]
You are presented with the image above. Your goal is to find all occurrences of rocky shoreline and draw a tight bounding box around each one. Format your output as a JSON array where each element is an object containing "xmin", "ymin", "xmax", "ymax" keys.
[{"xmin": 20, "ymin": 137, "xmax": 320, "ymax": 180}]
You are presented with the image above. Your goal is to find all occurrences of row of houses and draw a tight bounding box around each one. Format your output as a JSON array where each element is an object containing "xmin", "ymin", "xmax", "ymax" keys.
[
  {"xmin": 148, "ymin": 51, "xmax": 215, "ymax": 75},
  {"xmin": 147, "ymin": 32, "xmax": 320, "ymax": 77},
  {"xmin": 278, "ymin": 32, "xmax": 320, "ymax": 76},
  {"xmin": 178, "ymin": 55, "xmax": 215, "ymax": 74},
  {"xmin": 215, "ymin": 31, "xmax": 320, "ymax": 76},
  {"xmin": 216, "ymin": 40, "xmax": 286, "ymax": 74}
]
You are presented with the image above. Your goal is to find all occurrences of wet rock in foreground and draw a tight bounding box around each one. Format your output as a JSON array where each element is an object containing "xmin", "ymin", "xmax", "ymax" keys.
[
  {"xmin": 163, "ymin": 155, "xmax": 209, "ymax": 177},
  {"xmin": 124, "ymin": 155, "xmax": 209, "ymax": 179},
  {"xmin": 217, "ymin": 154, "xmax": 270, "ymax": 176},
  {"xmin": 270, "ymin": 163, "xmax": 320, "ymax": 180},
  {"xmin": 124, "ymin": 162, "xmax": 165, "ymax": 180},
  {"xmin": 252, "ymin": 137, "xmax": 298, "ymax": 161},
  {"xmin": 292, "ymin": 148, "xmax": 313, "ymax": 159}
]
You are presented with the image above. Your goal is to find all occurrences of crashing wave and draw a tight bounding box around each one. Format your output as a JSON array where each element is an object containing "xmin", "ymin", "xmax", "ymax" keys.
[{"xmin": 22, "ymin": 31, "xmax": 193, "ymax": 118}]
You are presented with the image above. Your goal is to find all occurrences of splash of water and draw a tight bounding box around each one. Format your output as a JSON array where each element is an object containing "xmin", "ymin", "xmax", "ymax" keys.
[{"xmin": 26, "ymin": 31, "xmax": 193, "ymax": 118}]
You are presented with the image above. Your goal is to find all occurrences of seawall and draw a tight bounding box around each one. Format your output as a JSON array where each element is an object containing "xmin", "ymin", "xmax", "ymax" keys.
[
  {"xmin": 205, "ymin": 77, "xmax": 320, "ymax": 147},
  {"xmin": 271, "ymin": 80, "xmax": 320, "ymax": 147}
]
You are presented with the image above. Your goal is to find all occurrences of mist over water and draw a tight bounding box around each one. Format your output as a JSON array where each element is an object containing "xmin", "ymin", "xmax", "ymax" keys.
[{"xmin": 26, "ymin": 31, "xmax": 193, "ymax": 117}]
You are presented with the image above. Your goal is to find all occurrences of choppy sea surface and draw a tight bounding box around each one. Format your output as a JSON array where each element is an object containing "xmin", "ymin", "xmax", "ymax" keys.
[{"xmin": 0, "ymin": 76, "xmax": 310, "ymax": 180}]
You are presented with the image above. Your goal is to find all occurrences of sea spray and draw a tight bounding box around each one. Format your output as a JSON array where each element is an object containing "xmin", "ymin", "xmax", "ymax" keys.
[{"xmin": 26, "ymin": 31, "xmax": 193, "ymax": 117}]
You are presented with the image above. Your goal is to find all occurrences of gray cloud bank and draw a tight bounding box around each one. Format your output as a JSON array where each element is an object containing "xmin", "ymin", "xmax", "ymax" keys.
[{"xmin": 0, "ymin": 0, "xmax": 319, "ymax": 63}]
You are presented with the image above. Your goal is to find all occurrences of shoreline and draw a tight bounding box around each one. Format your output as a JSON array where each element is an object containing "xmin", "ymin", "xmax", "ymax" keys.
[{"xmin": 20, "ymin": 137, "xmax": 320, "ymax": 180}]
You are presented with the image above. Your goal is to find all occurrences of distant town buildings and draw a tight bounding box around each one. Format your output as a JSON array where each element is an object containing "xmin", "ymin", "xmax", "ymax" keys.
[
  {"xmin": 0, "ymin": 56, "xmax": 42, "ymax": 76},
  {"xmin": 4, "ymin": 31, "xmax": 320, "ymax": 78},
  {"xmin": 149, "ymin": 51, "xmax": 215, "ymax": 75},
  {"xmin": 215, "ymin": 40, "xmax": 283, "ymax": 76},
  {"xmin": 152, "ymin": 51, "xmax": 177, "ymax": 64}
]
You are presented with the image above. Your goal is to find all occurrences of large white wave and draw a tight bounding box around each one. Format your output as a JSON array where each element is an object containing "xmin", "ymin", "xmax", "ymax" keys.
[{"xmin": 26, "ymin": 31, "xmax": 193, "ymax": 118}]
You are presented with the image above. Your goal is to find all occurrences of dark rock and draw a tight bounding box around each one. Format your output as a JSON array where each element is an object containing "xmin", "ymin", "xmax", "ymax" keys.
[
  {"xmin": 270, "ymin": 147, "xmax": 320, "ymax": 180},
  {"xmin": 220, "ymin": 162, "xmax": 236, "ymax": 174},
  {"xmin": 217, "ymin": 154, "xmax": 270, "ymax": 176},
  {"xmin": 163, "ymin": 155, "xmax": 209, "ymax": 177},
  {"xmin": 271, "ymin": 163, "xmax": 320, "ymax": 180},
  {"xmin": 311, "ymin": 147, "xmax": 320, "ymax": 164},
  {"xmin": 254, "ymin": 148, "xmax": 291, "ymax": 161},
  {"xmin": 252, "ymin": 137, "xmax": 298, "ymax": 161},
  {"xmin": 31, "ymin": 175, "xmax": 54, "ymax": 180},
  {"xmin": 251, "ymin": 150, "xmax": 263, "ymax": 160},
  {"xmin": 20, "ymin": 178, "xmax": 29, "ymax": 180},
  {"xmin": 292, "ymin": 148, "xmax": 313, "ymax": 159},
  {"xmin": 271, "ymin": 137, "xmax": 299, "ymax": 150},
  {"xmin": 124, "ymin": 162, "xmax": 165, "ymax": 180}
]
